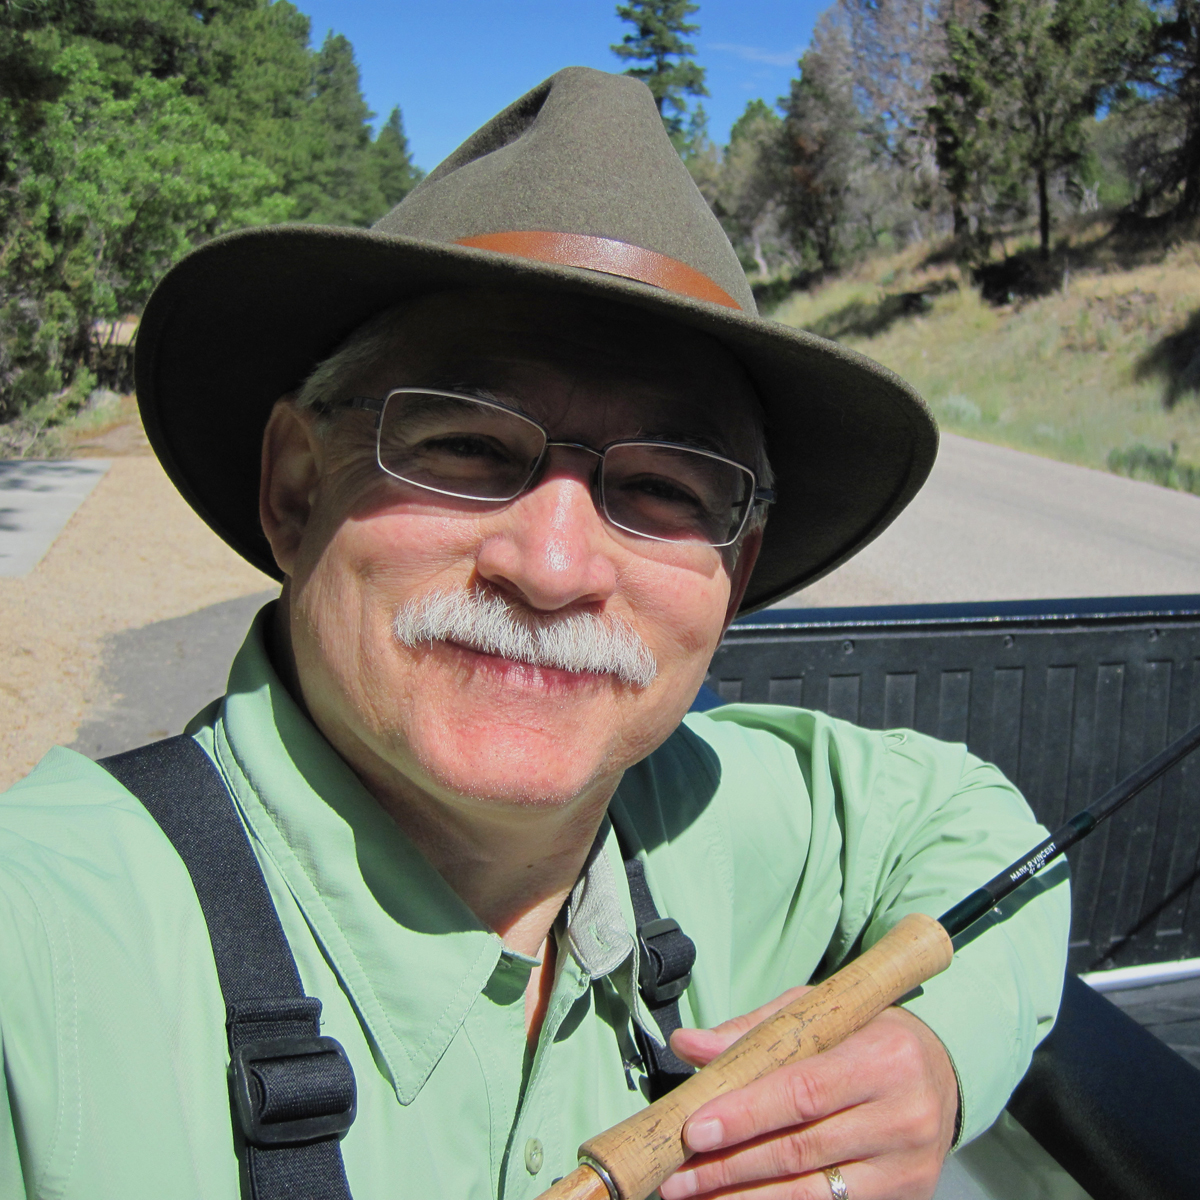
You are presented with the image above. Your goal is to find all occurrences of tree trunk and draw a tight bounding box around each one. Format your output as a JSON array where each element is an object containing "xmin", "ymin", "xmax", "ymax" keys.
[
  {"xmin": 1175, "ymin": 126, "xmax": 1200, "ymax": 220},
  {"xmin": 750, "ymin": 227, "xmax": 768, "ymax": 277},
  {"xmin": 1037, "ymin": 168, "xmax": 1050, "ymax": 260}
]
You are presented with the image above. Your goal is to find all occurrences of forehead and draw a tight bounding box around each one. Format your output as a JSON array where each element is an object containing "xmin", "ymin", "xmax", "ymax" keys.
[{"xmin": 347, "ymin": 289, "xmax": 761, "ymax": 452}]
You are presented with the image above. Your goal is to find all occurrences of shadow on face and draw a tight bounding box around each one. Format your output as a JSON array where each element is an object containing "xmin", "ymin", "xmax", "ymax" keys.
[
  {"xmin": 259, "ymin": 287, "xmax": 765, "ymax": 815},
  {"xmin": 289, "ymin": 287, "xmax": 769, "ymax": 577}
]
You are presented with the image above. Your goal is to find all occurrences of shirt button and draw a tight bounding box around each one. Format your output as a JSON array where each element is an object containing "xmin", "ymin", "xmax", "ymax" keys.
[{"xmin": 524, "ymin": 1137, "xmax": 544, "ymax": 1175}]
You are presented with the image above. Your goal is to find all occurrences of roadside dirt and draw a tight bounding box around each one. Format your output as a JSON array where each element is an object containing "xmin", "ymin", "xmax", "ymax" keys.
[{"xmin": 0, "ymin": 417, "xmax": 274, "ymax": 789}]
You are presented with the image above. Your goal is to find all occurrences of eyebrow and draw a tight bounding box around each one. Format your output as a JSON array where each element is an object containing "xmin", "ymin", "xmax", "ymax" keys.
[
  {"xmin": 637, "ymin": 429, "xmax": 738, "ymax": 460},
  {"xmin": 424, "ymin": 379, "xmax": 522, "ymax": 413},
  {"xmin": 401, "ymin": 383, "xmax": 742, "ymax": 460}
]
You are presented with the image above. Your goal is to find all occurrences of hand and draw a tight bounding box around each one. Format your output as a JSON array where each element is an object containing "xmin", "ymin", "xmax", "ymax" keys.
[{"xmin": 658, "ymin": 988, "xmax": 959, "ymax": 1200}]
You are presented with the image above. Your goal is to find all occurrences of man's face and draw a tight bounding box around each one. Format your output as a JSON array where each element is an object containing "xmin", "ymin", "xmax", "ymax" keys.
[{"xmin": 261, "ymin": 289, "xmax": 763, "ymax": 817}]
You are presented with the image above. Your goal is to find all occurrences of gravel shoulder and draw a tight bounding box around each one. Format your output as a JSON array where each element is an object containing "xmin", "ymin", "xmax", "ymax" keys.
[{"xmin": 0, "ymin": 454, "xmax": 275, "ymax": 789}]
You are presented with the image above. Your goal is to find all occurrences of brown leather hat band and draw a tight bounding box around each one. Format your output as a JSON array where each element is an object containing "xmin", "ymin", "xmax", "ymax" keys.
[{"xmin": 454, "ymin": 231, "xmax": 741, "ymax": 311}]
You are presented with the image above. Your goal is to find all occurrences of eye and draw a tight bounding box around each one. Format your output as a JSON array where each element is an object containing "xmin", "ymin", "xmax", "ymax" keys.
[
  {"xmin": 618, "ymin": 473, "xmax": 711, "ymax": 516},
  {"xmin": 420, "ymin": 433, "xmax": 515, "ymax": 463}
]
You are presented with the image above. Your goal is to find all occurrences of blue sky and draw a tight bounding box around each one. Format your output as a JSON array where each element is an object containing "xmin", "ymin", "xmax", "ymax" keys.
[{"xmin": 294, "ymin": 1, "xmax": 827, "ymax": 172}]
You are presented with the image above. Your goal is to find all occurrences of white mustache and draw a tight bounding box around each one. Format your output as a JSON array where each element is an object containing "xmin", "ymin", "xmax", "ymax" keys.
[{"xmin": 393, "ymin": 589, "xmax": 658, "ymax": 688}]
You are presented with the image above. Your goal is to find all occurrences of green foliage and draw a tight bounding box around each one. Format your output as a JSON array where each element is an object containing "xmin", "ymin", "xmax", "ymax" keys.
[
  {"xmin": 1108, "ymin": 442, "xmax": 1200, "ymax": 493},
  {"xmin": 1125, "ymin": 0, "xmax": 1200, "ymax": 218},
  {"xmin": 286, "ymin": 32, "xmax": 380, "ymax": 224},
  {"xmin": 0, "ymin": 39, "xmax": 289, "ymax": 419},
  {"xmin": 612, "ymin": 0, "xmax": 708, "ymax": 147},
  {"xmin": 930, "ymin": 0, "xmax": 1152, "ymax": 257},
  {"xmin": 373, "ymin": 107, "xmax": 425, "ymax": 210},
  {"xmin": 0, "ymin": 0, "xmax": 423, "ymax": 422},
  {"xmin": 687, "ymin": 99, "xmax": 792, "ymax": 276},
  {"xmin": 779, "ymin": 29, "xmax": 863, "ymax": 272}
]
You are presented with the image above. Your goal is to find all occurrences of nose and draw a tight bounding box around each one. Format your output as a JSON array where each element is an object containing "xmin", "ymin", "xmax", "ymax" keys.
[{"xmin": 474, "ymin": 454, "xmax": 618, "ymax": 613}]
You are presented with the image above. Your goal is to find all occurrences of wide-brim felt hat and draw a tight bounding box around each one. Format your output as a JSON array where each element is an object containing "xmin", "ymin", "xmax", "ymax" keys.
[{"xmin": 136, "ymin": 66, "xmax": 936, "ymax": 613}]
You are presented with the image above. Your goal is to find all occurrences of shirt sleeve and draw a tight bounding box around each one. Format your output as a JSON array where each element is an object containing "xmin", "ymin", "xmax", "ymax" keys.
[
  {"xmin": 0, "ymin": 1033, "xmax": 29, "ymax": 1198},
  {"xmin": 824, "ymin": 720, "xmax": 1070, "ymax": 1145},
  {"xmin": 695, "ymin": 706, "xmax": 1071, "ymax": 1146}
]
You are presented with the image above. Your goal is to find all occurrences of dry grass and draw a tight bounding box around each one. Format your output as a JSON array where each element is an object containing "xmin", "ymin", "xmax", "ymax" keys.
[{"xmin": 770, "ymin": 236, "xmax": 1200, "ymax": 474}]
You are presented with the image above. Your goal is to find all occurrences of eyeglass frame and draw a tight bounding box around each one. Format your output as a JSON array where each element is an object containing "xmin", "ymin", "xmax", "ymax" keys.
[{"xmin": 321, "ymin": 387, "xmax": 776, "ymax": 548}]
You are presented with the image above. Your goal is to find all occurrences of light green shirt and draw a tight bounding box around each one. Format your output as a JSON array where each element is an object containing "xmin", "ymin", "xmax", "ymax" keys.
[{"xmin": 0, "ymin": 608, "xmax": 1069, "ymax": 1200}]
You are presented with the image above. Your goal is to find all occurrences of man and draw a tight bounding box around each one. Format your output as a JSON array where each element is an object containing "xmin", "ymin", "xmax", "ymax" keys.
[{"xmin": 0, "ymin": 69, "xmax": 1069, "ymax": 1200}]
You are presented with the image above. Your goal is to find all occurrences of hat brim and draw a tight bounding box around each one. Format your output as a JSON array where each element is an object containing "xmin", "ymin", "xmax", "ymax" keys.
[{"xmin": 135, "ymin": 224, "xmax": 937, "ymax": 613}]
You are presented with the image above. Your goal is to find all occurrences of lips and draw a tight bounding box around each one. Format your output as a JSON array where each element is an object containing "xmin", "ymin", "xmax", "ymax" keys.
[{"xmin": 440, "ymin": 638, "xmax": 611, "ymax": 688}]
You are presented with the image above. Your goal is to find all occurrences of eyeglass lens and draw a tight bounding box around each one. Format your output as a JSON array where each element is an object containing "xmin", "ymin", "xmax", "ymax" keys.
[{"xmin": 376, "ymin": 390, "xmax": 753, "ymax": 545}]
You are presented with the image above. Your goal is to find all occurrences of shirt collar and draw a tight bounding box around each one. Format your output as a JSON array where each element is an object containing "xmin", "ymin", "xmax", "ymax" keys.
[{"xmin": 207, "ymin": 606, "xmax": 661, "ymax": 1102}]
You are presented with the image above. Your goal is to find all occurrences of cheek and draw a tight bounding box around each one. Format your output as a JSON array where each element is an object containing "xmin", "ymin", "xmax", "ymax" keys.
[
  {"xmin": 624, "ymin": 553, "xmax": 732, "ymax": 671},
  {"xmin": 288, "ymin": 505, "xmax": 480, "ymax": 722}
]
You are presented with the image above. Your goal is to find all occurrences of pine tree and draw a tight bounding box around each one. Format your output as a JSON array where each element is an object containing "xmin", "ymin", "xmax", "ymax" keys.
[
  {"xmin": 288, "ymin": 32, "xmax": 381, "ymax": 225},
  {"xmin": 691, "ymin": 100, "xmax": 789, "ymax": 276},
  {"xmin": 779, "ymin": 21, "xmax": 863, "ymax": 272},
  {"xmin": 0, "ymin": 1, "xmax": 424, "ymax": 422},
  {"xmin": 372, "ymin": 106, "xmax": 424, "ymax": 210},
  {"xmin": 931, "ymin": 0, "xmax": 1150, "ymax": 258},
  {"xmin": 611, "ymin": 0, "xmax": 708, "ymax": 145},
  {"xmin": 930, "ymin": 13, "xmax": 1027, "ymax": 246},
  {"xmin": 1132, "ymin": 0, "xmax": 1200, "ymax": 219}
]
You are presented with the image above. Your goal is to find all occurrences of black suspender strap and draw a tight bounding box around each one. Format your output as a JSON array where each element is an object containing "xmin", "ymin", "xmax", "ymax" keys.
[
  {"xmin": 101, "ymin": 736, "xmax": 356, "ymax": 1200},
  {"xmin": 619, "ymin": 848, "xmax": 698, "ymax": 1100}
]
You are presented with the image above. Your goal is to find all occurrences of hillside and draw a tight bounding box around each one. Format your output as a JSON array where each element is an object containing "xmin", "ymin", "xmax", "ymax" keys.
[{"xmin": 768, "ymin": 228, "xmax": 1200, "ymax": 492}]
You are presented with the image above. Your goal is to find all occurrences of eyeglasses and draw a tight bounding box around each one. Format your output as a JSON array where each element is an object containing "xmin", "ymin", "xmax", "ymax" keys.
[{"xmin": 327, "ymin": 388, "xmax": 775, "ymax": 548}]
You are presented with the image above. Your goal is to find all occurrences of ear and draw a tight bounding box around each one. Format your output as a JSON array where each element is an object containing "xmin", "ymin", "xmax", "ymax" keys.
[
  {"xmin": 721, "ymin": 526, "xmax": 763, "ymax": 635},
  {"xmin": 260, "ymin": 398, "xmax": 324, "ymax": 579}
]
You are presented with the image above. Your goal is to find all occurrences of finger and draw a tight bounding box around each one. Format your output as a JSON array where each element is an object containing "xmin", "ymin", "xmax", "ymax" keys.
[
  {"xmin": 664, "ymin": 1160, "xmax": 880, "ymax": 1200},
  {"xmin": 682, "ymin": 1047, "xmax": 876, "ymax": 1154},
  {"xmin": 671, "ymin": 987, "xmax": 814, "ymax": 1065},
  {"xmin": 663, "ymin": 1109, "xmax": 887, "ymax": 1199},
  {"xmin": 670, "ymin": 1027, "xmax": 726, "ymax": 1068}
]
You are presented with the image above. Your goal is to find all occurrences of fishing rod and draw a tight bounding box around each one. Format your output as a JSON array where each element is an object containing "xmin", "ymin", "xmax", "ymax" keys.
[{"xmin": 538, "ymin": 718, "xmax": 1200, "ymax": 1200}]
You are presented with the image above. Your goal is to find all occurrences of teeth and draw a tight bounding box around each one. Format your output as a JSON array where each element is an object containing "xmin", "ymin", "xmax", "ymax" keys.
[{"xmin": 393, "ymin": 589, "xmax": 657, "ymax": 688}]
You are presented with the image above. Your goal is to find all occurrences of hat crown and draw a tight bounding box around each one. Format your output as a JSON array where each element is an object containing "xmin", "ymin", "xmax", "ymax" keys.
[{"xmin": 373, "ymin": 67, "xmax": 756, "ymax": 314}]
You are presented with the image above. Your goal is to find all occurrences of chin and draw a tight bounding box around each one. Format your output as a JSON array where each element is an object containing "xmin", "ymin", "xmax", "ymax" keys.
[
  {"xmin": 399, "ymin": 700, "xmax": 642, "ymax": 811},
  {"xmin": 417, "ymin": 745, "xmax": 607, "ymax": 811}
]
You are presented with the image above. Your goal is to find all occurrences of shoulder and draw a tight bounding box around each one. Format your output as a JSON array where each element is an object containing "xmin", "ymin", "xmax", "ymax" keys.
[
  {"xmin": 0, "ymin": 746, "xmax": 224, "ymax": 986},
  {"xmin": 0, "ymin": 744, "xmax": 216, "ymax": 1006},
  {"xmin": 0, "ymin": 746, "xmax": 186, "ymax": 895},
  {"xmin": 677, "ymin": 703, "xmax": 990, "ymax": 800},
  {"xmin": 636, "ymin": 704, "xmax": 1036, "ymax": 859},
  {"xmin": 0, "ymin": 745, "xmax": 235, "ymax": 1196}
]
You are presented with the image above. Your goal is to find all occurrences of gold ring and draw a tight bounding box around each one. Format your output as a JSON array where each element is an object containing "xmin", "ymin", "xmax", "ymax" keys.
[{"xmin": 824, "ymin": 1165, "xmax": 850, "ymax": 1200}]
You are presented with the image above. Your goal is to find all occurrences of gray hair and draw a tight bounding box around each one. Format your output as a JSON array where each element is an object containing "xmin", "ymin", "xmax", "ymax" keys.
[
  {"xmin": 297, "ymin": 303, "xmax": 774, "ymax": 539},
  {"xmin": 394, "ymin": 587, "xmax": 658, "ymax": 687}
]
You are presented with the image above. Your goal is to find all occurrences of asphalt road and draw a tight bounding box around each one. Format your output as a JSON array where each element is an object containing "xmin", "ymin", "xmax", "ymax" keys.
[
  {"xmin": 785, "ymin": 432, "xmax": 1200, "ymax": 608},
  {"xmin": 0, "ymin": 459, "xmax": 110, "ymax": 577},
  {"xmin": 66, "ymin": 433, "xmax": 1200, "ymax": 756},
  {"xmin": 69, "ymin": 590, "xmax": 278, "ymax": 760}
]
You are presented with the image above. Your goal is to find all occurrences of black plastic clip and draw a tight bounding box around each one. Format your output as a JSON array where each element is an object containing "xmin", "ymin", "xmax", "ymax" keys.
[
  {"xmin": 637, "ymin": 916, "xmax": 696, "ymax": 1005},
  {"xmin": 230, "ymin": 1035, "xmax": 357, "ymax": 1147}
]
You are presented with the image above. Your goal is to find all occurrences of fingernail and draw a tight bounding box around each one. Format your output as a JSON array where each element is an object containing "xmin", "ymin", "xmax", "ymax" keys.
[
  {"xmin": 686, "ymin": 1117, "xmax": 724, "ymax": 1152},
  {"xmin": 660, "ymin": 1170, "xmax": 698, "ymax": 1199}
]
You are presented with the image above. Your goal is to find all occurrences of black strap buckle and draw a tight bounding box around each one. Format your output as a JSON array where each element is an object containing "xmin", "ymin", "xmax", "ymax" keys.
[
  {"xmin": 637, "ymin": 916, "xmax": 696, "ymax": 1005},
  {"xmin": 231, "ymin": 1036, "xmax": 357, "ymax": 1147}
]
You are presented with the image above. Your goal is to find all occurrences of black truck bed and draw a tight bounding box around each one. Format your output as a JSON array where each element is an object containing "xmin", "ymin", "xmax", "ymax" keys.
[
  {"xmin": 705, "ymin": 595, "xmax": 1200, "ymax": 1199},
  {"xmin": 710, "ymin": 593, "xmax": 1200, "ymax": 973}
]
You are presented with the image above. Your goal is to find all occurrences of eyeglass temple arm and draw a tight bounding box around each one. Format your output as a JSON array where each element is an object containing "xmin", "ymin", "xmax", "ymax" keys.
[{"xmin": 754, "ymin": 488, "xmax": 776, "ymax": 504}]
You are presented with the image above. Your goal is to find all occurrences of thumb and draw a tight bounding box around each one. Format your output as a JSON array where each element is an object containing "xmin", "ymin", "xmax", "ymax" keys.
[{"xmin": 670, "ymin": 985, "xmax": 813, "ymax": 1068}]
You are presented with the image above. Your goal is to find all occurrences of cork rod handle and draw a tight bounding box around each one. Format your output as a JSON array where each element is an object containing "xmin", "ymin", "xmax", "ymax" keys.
[{"xmin": 535, "ymin": 912, "xmax": 954, "ymax": 1200}]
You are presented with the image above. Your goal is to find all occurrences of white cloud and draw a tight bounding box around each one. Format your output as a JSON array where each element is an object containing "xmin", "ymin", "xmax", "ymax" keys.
[{"xmin": 706, "ymin": 42, "xmax": 804, "ymax": 68}]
